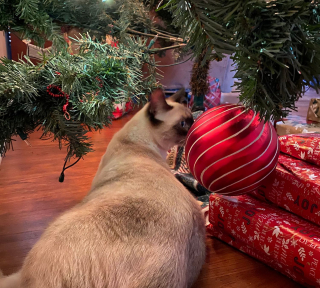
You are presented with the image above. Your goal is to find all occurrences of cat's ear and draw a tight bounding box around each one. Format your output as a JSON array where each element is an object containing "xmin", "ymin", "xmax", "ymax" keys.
[
  {"xmin": 167, "ymin": 88, "xmax": 187, "ymax": 104},
  {"xmin": 148, "ymin": 89, "xmax": 172, "ymax": 117}
]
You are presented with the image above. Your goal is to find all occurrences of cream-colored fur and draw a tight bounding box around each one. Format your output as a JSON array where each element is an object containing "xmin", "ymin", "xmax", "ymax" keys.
[
  {"xmin": 0, "ymin": 90, "xmax": 206, "ymax": 288},
  {"xmin": 0, "ymin": 271, "xmax": 21, "ymax": 288}
]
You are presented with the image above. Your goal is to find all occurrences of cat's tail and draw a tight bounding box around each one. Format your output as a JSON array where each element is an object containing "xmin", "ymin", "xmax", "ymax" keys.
[{"xmin": 0, "ymin": 270, "xmax": 21, "ymax": 288}]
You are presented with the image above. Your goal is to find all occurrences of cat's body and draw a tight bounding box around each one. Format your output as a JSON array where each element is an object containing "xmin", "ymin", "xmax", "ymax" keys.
[{"xmin": 0, "ymin": 89, "xmax": 206, "ymax": 288}]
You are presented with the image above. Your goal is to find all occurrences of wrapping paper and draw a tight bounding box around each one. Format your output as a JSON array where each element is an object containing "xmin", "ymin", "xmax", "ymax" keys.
[
  {"xmin": 188, "ymin": 77, "xmax": 221, "ymax": 110},
  {"xmin": 307, "ymin": 99, "xmax": 320, "ymax": 123},
  {"xmin": 251, "ymin": 154, "xmax": 320, "ymax": 226},
  {"xmin": 276, "ymin": 114, "xmax": 320, "ymax": 136},
  {"xmin": 209, "ymin": 193, "xmax": 320, "ymax": 287},
  {"xmin": 207, "ymin": 224, "xmax": 301, "ymax": 285},
  {"xmin": 112, "ymin": 101, "xmax": 133, "ymax": 119},
  {"xmin": 279, "ymin": 133, "xmax": 320, "ymax": 166}
]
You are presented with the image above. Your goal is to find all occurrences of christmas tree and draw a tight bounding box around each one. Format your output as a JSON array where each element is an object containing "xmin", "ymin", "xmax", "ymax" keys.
[
  {"xmin": 0, "ymin": 0, "xmax": 184, "ymax": 179},
  {"xmin": 164, "ymin": 0, "xmax": 320, "ymax": 121},
  {"xmin": 1, "ymin": 0, "xmax": 320, "ymax": 178},
  {"xmin": 0, "ymin": 0, "xmax": 150, "ymax": 46}
]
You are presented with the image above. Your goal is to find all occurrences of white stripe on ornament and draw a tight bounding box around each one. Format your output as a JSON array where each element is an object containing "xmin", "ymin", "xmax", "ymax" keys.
[
  {"xmin": 199, "ymin": 121, "xmax": 266, "ymax": 184},
  {"xmin": 186, "ymin": 107, "xmax": 247, "ymax": 171},
  {"xmin": 192, "ymin": 110, "xmax": 256, "ymax": 179},
  {"xmin": 187, "ymin": 104, "xmax": 238, "ymax": 145},
  {"xmin": 193, "ymin": 103, "xmax": 237, "ymax": 124},
  {"xmin": 208, "ymin": 122, "xmax": 277, "ymax": 193},
  {"xmin": 208, "ymin": 121, "xmax": 273, "ymax": 190},
  {"xmin": 186, "ymin": 104, "xmax": 239, "ymax": 168},
  {"xmin": 219, "ymin": 160, "xmax": 278, "ymax": 195},
  {"xmin": 186, "ymin": 104, "xmax": 239, "ymax": 166},
  {"xmin": 217, "ymin": 138, "xmax": 279, "ymax": 195},
  {"xmin": 190, "ymin": 110, "xmax": 255, "ymax": 179}
]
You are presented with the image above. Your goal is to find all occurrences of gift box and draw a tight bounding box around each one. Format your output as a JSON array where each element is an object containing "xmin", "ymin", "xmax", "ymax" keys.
[
  {"xmin": 251, "ymin": 153, "xmax": 320, "ymax": 226},
  {"xmin": 112, "ymin": 101, "xmax": 133, "ymax": 119},
  {"xmin": 279, "ymin": 133, "xmax": 320, "ymax": 166},
  {"xmin": 188, "ymin": 77, "xmax": 221, "ymax": 110},
  {"xmin": 276, "ymin": 114, "xmax": 320, "ymax": 136},
  {"xmin": 307, "ymin": 99, "xmax": 320, "ymax": 123},
  {"xmin": 209, "ymin": 193, "xmax": 320, "ymax": 287},
  {"xmin": 207, "ymin": 224, "xmax": 303, "ymax": 285}
]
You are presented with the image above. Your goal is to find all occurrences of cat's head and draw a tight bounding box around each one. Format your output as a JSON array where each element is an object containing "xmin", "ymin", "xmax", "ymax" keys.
[{"xmin": 147, "ymin": 88, "xmax": 193, "ymax": 151}]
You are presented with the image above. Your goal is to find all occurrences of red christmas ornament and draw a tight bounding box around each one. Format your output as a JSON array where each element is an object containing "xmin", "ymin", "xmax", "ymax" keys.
[{"xmin": 185, "ymin": 104, "xmax": 279, "ymax": 195}]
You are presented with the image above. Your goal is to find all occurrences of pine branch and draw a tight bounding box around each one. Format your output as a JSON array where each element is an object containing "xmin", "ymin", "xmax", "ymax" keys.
[
  {"xmin": 164, "ymin": 0, "xmax": 235, "ymax": 61},
  {"xmin": 232, "ymin": 0, "xmax": 320, "ymax": 121},
  {"xmin": 148, "ymin": 43, "xmax": 186, "ymax": 53},
  {"xmin": 0, "ymin": 34, "xmax": 156, "ymax": 162},
  {"xmin": 126, "ymin": 27, "xmax": 184, "ymax": 42},
  {"xmin": 165, "ymin": 0, "xmax": 320, "ymax": 121}
]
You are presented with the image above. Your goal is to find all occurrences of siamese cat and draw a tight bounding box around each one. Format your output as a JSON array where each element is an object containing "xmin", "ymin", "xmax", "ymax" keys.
[{"xmin": 0, "ymin": 89, "xmax": 206, "ymax": 288}]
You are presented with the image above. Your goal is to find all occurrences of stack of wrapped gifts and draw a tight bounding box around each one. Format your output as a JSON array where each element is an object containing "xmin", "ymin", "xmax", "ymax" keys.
[
  {"xmin": 276, "ymin": 114, "xmax": 320, "ymax": 136},
  {"xmin": 166, "ymin": 110, "xmax": 320, "ymax": 286},
  {"xmin": 208, "ymin": 133, "xmax": 320, "ymax": 287}
]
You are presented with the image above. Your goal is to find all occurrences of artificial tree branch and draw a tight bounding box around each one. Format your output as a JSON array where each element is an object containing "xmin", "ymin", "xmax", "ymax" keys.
[
  {"xmin": 126, "ymin": 28, "xmax": 184, "ymax": 42},
  {"xmin": 144, "ymin": 56, "xmax": 192, "ymax": 67},
  {"xmin": 148, "ymin": 43, "xmax": 186, "ymax": 53},
  {"xmin": 151, "ymin": 28, "xmax": 182, "ymax": 39}
]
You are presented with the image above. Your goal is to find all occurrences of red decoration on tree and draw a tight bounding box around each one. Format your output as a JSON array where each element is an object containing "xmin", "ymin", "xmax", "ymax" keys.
[
  {"xmin": 185, "ymin": 104, "xmax": 279, "ymax": 195},
  {"xmin": 96, "ymin": 77, "xmax": 103, "ymax": 88},
  {"xmin": 46, "ymin": 84, "xmax": 70, "ymax": 120},
  {"xmin": 111, "ymin": 41, "xmax": 118, "ymax": 48}
]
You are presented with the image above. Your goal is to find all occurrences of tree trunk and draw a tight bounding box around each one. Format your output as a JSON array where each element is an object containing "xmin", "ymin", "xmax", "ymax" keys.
[{"xmin": 190, "ymin": 49, "xmax": 210, "ymax": 112}]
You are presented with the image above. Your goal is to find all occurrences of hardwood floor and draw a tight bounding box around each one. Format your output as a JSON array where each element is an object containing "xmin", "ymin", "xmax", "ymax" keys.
[{"xmin": 0, "ymin": 112, "xmax": 303, "ymax": 287}]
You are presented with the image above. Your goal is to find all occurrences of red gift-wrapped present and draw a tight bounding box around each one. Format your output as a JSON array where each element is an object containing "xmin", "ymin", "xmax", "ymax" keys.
[
  {"xmin": 207, "ymin": 224, "xmax": 320, "ymax": 287},
  {"xmin": 188, "ymin": 77, "xmax": 221, "ymax": 110},
  {"xmin": 207, "ymin": 224, "xmax": 304, "ymax": 285},
  {"xmin": 279, "ymin": 134, "xmax": 320, "ymax": 166},
  {"xmin": 209, "ymin": 193, "xmax": 320, "ymax": 287},
  {"xmin": 112, "ymin": 101, "xmax": 133, "ymax": 119},
  {"xmin": 251, "ymin": 153, "xmax": 320, "ymax": 226}
]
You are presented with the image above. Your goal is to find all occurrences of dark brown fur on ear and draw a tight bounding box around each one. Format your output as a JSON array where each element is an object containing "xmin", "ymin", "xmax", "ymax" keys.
[
  {"xmin": 147, "ymin": 89, "xmax": 172, "ymax": 125},
  {"xmin": 149, "ymin": 89, "xmax": 172, "ymax": 113},
  {"xmin": 168, "ymin": 88, "xmax": 187, "ymax": 104}
]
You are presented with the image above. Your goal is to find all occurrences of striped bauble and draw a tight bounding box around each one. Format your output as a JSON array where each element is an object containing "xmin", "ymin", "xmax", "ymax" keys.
[{"xmin": 185, "ymin": 104, "xmax": 279, "ymax": 196}]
